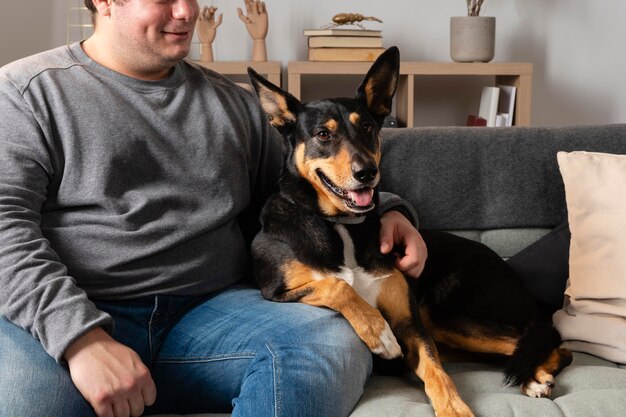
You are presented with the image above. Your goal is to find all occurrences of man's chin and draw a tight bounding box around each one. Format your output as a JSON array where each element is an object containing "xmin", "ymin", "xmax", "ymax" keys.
[
  {"xmin": 154, "ymin": 40, "xmax": 192, "ymax": 60},
  {"xmin": 159, "ymin": 48, "xmax": 191, "ymax": 65}
]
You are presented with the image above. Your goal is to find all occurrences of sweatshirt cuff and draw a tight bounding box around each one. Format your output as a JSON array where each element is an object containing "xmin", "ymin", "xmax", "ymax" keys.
[
  {"xmin": 37, "ymin": 298, "xmax": 115, "ymax": 364},
  {"xmin": 377, "ymin": 191, "xmax": 420, "ymax": 228}
]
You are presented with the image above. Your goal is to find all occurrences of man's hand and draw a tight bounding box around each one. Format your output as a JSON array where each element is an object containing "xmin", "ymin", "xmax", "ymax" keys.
[
  {"xmin": 64, "ymin": 327, "xmax": 157, "ymax": 417},
  {"xmin": 379, "ymin": 210, "xmax": 427, "ymax": 278}
]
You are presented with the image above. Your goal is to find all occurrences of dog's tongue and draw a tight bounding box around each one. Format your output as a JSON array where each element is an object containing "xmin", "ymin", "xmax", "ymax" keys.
[{"xmin": 348, "ymin": 188, "xmax": 374, "ymax": 207}]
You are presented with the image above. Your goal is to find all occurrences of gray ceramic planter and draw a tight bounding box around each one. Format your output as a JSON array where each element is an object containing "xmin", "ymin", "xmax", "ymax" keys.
[{"xmin": 450, "ymin": 16, "xmax": 496, "ymax": 62}]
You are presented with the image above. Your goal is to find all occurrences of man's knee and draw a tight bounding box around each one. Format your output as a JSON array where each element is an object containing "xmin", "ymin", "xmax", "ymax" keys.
[
  {"xmin": 0, "ymin": 317, "xmax": 94, "ymax": 417},
  {"xmin": 262, "ymin": 309, "xmax": 373, "ymax": 416},
  {"xmin": 299, "ymin": 309, "xmax": 373, "ymax": 376},
  {"xmin": 210, "ymin": 290, "xmax": 373, "ymax": 416}
]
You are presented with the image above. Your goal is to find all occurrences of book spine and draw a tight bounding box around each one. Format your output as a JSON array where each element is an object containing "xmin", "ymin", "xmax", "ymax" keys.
[
  {"xmin": 308, "ymin": 36, "xmax": 383, "ymax": 48},
  {"xmin": 478, "ymin": 86, "xmax": 500, "ymax": 127},
  {"xmin": 303, "ymin": 29, "xmax": 382, "ymax": 37},
  {"xmin": 497, "ymin": 85, "xmax": 517, "ymax": 126},
  {"xmin": 308, "ymin": 48, "xmax": 385, "ymax": 62}
]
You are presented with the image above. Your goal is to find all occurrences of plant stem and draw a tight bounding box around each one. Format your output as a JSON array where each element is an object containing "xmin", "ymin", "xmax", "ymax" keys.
[
  {"xmin": 467, "ymin": 0, "xmax": 485, "ymax": 16},
  {"xmin": 476, "ymin": 0, "xmax": 484, "ymax": 16}
]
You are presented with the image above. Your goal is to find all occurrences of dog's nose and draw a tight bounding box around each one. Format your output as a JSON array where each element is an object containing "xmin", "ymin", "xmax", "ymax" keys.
[{"xmin": 352, "ymin": 164, "xmax": 378, "ymax": 183}]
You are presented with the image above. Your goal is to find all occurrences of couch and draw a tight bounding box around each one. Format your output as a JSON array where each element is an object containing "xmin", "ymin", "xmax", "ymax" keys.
[{"xmin": 155, "ymin": 124, "xmax": 626, "ymax": 417}]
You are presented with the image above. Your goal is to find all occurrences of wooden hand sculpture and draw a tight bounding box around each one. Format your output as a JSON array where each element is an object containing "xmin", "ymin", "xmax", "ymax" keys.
[
  {"xmin": 196, "ymin": 6, "xmax": 223, "ymax": 62},
  {"xmin": 237, "ymin": 0, "xmax": 268, "ymax": 61}
]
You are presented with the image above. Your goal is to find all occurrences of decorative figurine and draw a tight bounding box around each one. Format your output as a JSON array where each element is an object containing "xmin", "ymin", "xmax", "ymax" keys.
[
  {"xmin": 196, "ymin": 6, "xmax": 223, "ymax": 62},
  {"xmin": 321, "ymin": 13, "xmax": 383, "ymax": 30},
  {"xmin": 237, "ymin": 0, "xmax": 268, "ymax": 62}
]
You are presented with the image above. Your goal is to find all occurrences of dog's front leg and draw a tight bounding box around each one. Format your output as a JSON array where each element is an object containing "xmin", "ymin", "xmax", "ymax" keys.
[
  {"xmin": 272, "ymin": 260, "xmax": 402, "ymax": 359},
  {"xmin": 377, "ymin": 270, "xmax": 475, "ymax": 417}
]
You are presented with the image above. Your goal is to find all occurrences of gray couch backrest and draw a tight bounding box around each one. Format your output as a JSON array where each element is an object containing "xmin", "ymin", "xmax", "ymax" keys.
[{"xmin": 380, "ymin": 124, "xmax": 626, "ymax": 232}]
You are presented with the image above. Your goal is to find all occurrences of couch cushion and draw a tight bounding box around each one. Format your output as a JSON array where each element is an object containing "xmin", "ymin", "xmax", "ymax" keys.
[
  {"xmin": 349, "ymin": 353, "xmax": 626, "ymax": 417},
  {"xmin": 553, "ymin": 151, "xmax": 626, "ymax": 364},
  {"xmin": 448, "ymin": 228, "xmax": 551, "ymax": 259},
  {"xmin": 380, "ymin": 125, "xmax": 626, "ymax": 230}
]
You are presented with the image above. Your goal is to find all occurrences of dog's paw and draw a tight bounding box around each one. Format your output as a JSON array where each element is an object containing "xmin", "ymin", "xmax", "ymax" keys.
[
  {"xmin": 522, "ymin": 376, "xmax": 554, "ymax": 398},
  {"xmin": 371, "ymin": 320, "xmax": 402, "ymax": 359}
]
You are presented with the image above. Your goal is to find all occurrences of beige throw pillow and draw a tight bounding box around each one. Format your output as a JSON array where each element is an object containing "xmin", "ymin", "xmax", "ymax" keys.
[{"xmin": 553, "ymin": 151, "xmax": 626, "ymax": 364}]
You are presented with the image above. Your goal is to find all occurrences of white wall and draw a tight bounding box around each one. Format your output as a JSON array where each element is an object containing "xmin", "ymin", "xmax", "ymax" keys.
[{"xmin": 2, "ymin": 0, "xmax": 625, "ymax": 126}]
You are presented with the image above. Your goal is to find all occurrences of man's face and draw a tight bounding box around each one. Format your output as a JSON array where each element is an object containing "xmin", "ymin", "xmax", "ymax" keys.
[{"xmin": 109, "ymin": 0, "xmax": 200, "ymax": 73}]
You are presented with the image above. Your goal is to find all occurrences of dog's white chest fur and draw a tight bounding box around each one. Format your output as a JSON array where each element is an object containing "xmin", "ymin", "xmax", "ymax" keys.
[{"xmin": 332, "ymin": 224, "xmax": 388, "ymax": 307}]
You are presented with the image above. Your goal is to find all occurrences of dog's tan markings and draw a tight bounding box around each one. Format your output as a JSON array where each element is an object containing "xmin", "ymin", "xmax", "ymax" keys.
[
  {"xmin": 257, "ymin": 88, "xmax": 296, "ymax": 127},
  {"xmin": 294, "ymin": 142, "xmax": 307, "ymax": 176},
  {"xmin": 295, "ymin": 144, "xmax": 356, "ymax": 216},
  {"xmin": 278, "ymin": 260, "xmax": 394, "ymax": 354},
  {"xmin": 376, "ymin": 270, "xmax": 474, "ymax": 417},
  {"xmin": 294, "ymin": 144, "xmax": 340, "ymax": 216},
  {"xmin": 282, "ymin": 260, "xmax": 319, "ymax": 290},
  {"xmin": 374, "ymin": 148, "xmax": 382, "ymax": 165},
  {"xmin": 419, "ymin": 305, "xmax": 518, "ymax": 356},
  {"xmin": 429, "ymin": 325, "xmax": 518, "ymax": 356},
  {"xmin": 376, "ymin": 269, "xmax": 412, "ymax": 318},
  {"xmin": 521, "ymin": 347, "xmax": 572, "ymax": 398},
  {"xmin": 538, "ymin": 347, "xmax": 572, "ymax": 377},
  {"xmin": 364, "ymin": 77, "xmax": 392, "ymax": 116},
  {"xmin": 332, "ymin": 147, "xmax": 355, "ymax": 186},
  {"xmin": 446, "ymin": 333, "xmax": 517, "ymax": 356},
  {"xmin": 324, "ymin": 119, "xmax": 338, "ymax": 132},
  {"xmin": 529, "ymin": 347, "xmax": 572, "ymax": 387},
  {"xmin": 349, "ymin": 112, "xmax": 360, "ymax": 126},
  {"xmin": 415, "ymin": 343, "xmax": 475, "ymax": 417}
]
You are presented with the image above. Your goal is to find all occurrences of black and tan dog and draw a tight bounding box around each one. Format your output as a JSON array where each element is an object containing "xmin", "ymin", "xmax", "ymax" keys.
[{"xmin": 248, "ymin": 47, "xmax": 572, "ymax": 417}]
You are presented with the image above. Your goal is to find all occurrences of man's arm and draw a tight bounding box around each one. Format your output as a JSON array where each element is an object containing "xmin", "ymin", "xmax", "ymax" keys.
[
  {"xmin": 235, "ymin": 86, "xmax": 285, "ymax": 246},
  {"xmin": 1, "ymin": 72, "xmax": 156, "ymax": 417},
  {"xmin": 0, "ymin": 78, "xmax": 115, "ymax": 361}
]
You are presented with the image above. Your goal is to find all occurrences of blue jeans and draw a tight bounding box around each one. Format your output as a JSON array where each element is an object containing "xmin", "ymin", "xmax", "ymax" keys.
[{"xmin": 0, "ymin": 286, "xmax": 372, "ymax": 417}]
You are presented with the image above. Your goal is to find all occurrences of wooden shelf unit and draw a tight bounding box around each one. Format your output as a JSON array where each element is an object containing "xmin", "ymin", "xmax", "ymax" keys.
[
  {"xmin": 287, "ymin": 61, "xmax": 533, "ymax": 127},
  {"xmin": 192, "ymin": 61, "xmax": 282, "ymax": 87}
]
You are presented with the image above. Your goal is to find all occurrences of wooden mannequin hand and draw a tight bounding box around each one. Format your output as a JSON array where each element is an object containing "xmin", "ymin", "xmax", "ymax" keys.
[
  {"xmin": 237, "ymin": 0, "xmax": 268, "ymax": 40},
  {"xmin": 197, "ymin": 6, "xmax": 223, "ymax": 45}
]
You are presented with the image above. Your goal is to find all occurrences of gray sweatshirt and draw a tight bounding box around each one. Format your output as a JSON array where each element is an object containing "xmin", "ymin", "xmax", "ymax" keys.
[{"xmin": 0, "ymin": 43, "xmax": 417, "ymax": 362}]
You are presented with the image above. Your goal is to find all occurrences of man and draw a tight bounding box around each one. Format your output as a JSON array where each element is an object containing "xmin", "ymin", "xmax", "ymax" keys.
[{"xmin": 0, "ymin": 1, "xmax": 426, "ymax": 416}]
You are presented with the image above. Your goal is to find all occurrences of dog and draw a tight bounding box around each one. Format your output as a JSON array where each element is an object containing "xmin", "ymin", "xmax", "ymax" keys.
[{"xmin": 247, "ymin": 47, "xmax": 572, "ymax": 417}]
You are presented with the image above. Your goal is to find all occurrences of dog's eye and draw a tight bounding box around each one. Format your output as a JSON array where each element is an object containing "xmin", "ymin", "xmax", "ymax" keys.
[
  {"xmin": 315, "ymin": 130, "xmax": 331, "ymax": 141},
  {"xmin": 362, "ymin": 123, "xmax": 373, "ymax": 134}
]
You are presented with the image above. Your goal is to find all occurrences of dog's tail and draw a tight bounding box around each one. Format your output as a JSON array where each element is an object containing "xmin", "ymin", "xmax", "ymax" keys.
[{"xmin": 504, "ymin": 321, "xmax": 572, "ymax": 386}]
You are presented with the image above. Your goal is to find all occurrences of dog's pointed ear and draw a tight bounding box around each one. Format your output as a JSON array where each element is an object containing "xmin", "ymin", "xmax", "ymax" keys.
[
  {"xmin": 355, "ymin": 46, "xmax": 400, "ymax": 126},
  {"xmin": 248, "ymin": 68, "xmax": 301, "ymax": 134}
]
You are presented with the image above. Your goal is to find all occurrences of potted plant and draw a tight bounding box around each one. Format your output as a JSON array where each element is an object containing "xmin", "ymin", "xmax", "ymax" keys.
[{"xmin": 450, "ymin": 0, "xmax": 495, "ymax": 62}]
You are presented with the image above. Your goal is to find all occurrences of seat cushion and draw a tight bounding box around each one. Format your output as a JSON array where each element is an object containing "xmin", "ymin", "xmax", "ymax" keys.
[{"xmin": 349, "ymin": 353, "xmax": 626, "ymax": 417}]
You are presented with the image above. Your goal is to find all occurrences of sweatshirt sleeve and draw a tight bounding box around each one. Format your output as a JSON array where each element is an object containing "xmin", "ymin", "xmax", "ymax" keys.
[
  {"xmin": 378, "ymin": 191, "xmax": 420, "ymax": 228},
  {"xmin": 0, "ymin": 77, "xmax": 113, "ymax": 363},
  {"xmin": 235, "ymin": 87, "xmax": 286, "ymax": 246}
]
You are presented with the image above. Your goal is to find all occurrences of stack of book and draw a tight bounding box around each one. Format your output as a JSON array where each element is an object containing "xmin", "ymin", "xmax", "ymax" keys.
[
  {"xmin": 303, "ymin": 28, "xmax": 384, "ymax": 62},
  {"xmin": 467, "ymin": 85, "xmax": 517, "ymax": 127}
]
